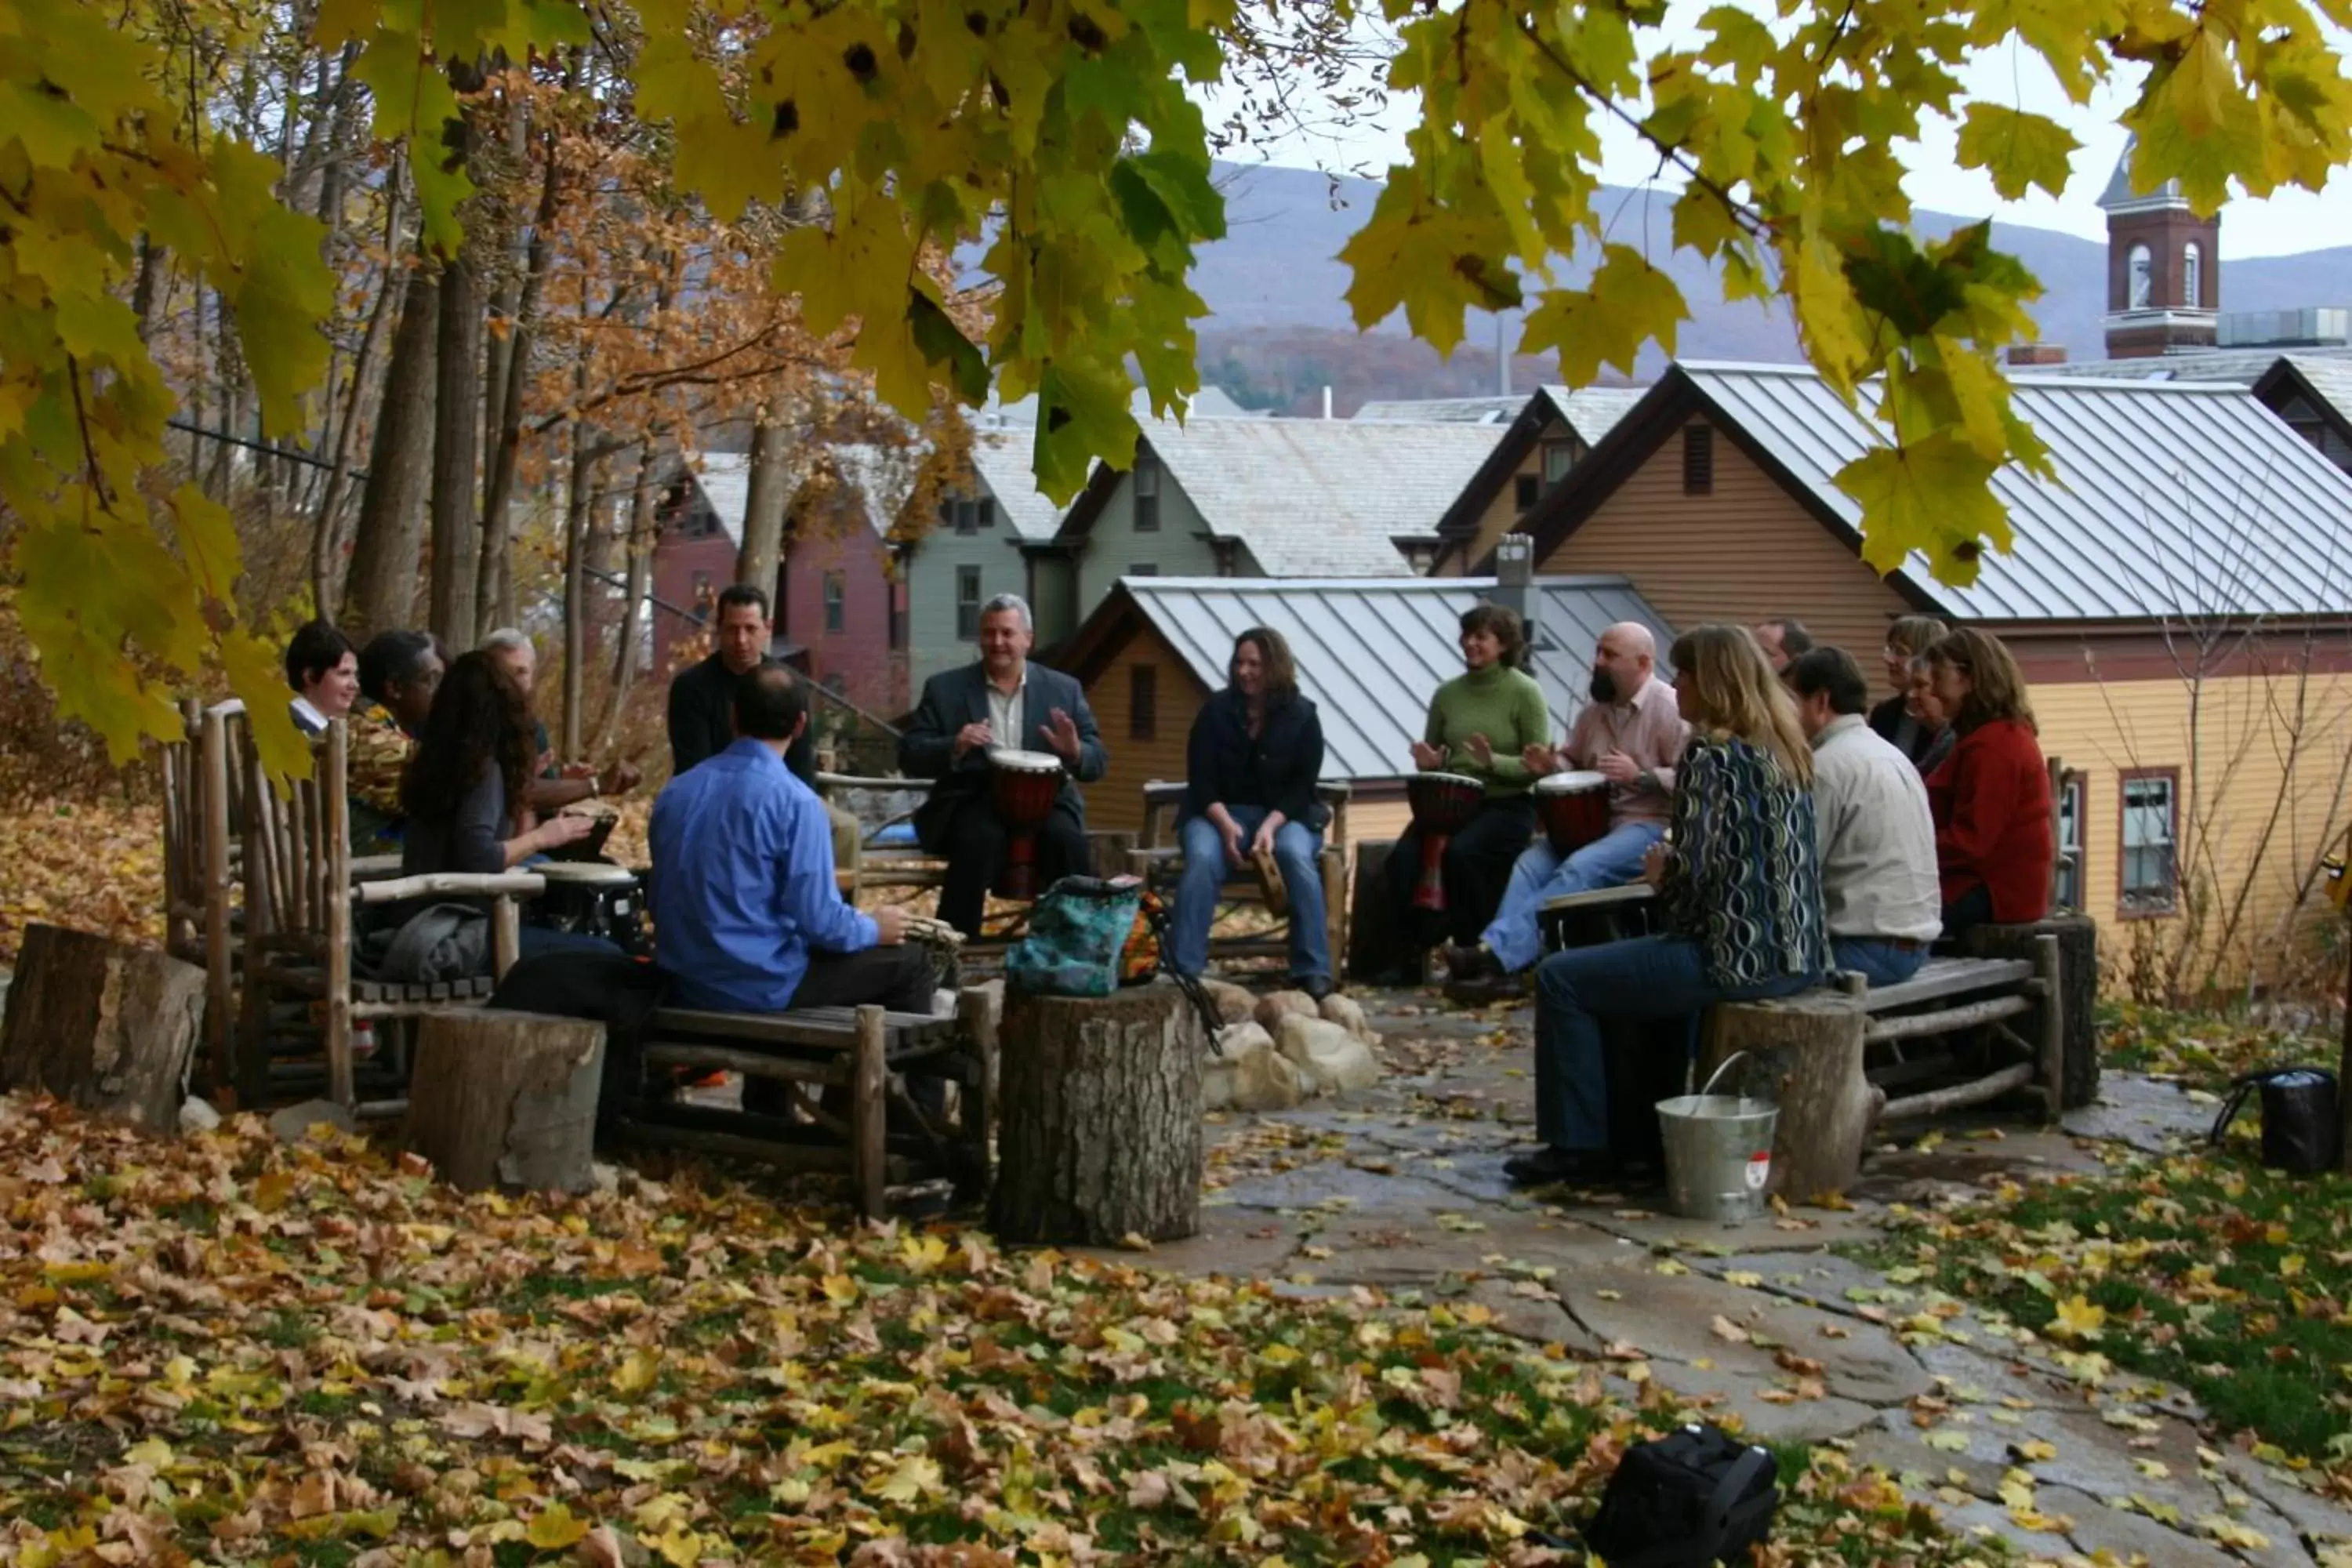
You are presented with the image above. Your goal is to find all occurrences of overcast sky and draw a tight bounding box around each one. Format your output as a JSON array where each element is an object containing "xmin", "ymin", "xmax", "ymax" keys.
[{"xmin": 1197, "ymin": 15, "xmax": 2352, "ymax": 260}]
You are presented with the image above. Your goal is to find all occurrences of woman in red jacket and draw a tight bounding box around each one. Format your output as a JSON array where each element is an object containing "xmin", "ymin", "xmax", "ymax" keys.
[{"xmin": 1922, "ymin": 629, "xmax": 2053, "ymax": 937}]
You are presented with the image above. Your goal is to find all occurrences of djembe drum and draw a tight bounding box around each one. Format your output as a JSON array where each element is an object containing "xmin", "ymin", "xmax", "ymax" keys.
[
  {"xmin": 989, "ymin": 748, "xmax": 1065, "ymax": 899},
  {"xmin": 1533, "ymin": 769, "xmax": 1610, "ymax": 856},
  {"xmin": 537, "ymin": 860, "xmax": 646, "ymax": 954},
  {"xmin": 1403, "ymin": 771, "xmax": 1484, "ymax": 911}
]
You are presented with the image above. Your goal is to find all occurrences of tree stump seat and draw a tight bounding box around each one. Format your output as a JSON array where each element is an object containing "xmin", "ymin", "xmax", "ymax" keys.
[
  {"xmin": 1, "ymin": 924, "xmax": 205, "ymax": 1132},
  {"xmin": 608, "ymin": 990, "xmax": 997, "ymax": 1221},
  {"xmin": 1700, "ymin": 933, "xmax": 2074, "ymax": 1200}
]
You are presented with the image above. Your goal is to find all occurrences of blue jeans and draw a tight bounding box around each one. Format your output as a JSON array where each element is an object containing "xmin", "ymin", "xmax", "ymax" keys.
[
  {"xmin": 1482, "ymin": 821, "xmax": 1665, "ymax": 972},
  {"xmin": 517, "ymin": 924, "xmax": 622, "ymax": 964},
  {"xmin": 1833, "ymin": 937, "xmax": 1927, "ymax": 989},
  {"xmin": 1169, "ymin": 808, "xmax": 1331, "ymax": 983},
  {"xmin": 1534, "ymin": 934, "xmax": 1819, "ymax": 1151}
]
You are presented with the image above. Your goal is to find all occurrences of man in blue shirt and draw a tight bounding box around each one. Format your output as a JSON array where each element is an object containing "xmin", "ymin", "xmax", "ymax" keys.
[{"xmin": 648, "ymin": 666, "xmax": 927, "ymax": 1021}]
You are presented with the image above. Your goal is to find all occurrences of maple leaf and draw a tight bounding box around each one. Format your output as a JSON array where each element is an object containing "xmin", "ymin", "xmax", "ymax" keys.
[
  {"xmin": 1955, "ymin": 103, "xmax": 2080, "ymax": 200},
  {"xmin": 2048, "ymin": 1294, "xmax": 2107, "ymax": 1341},
  {"xmin": 525, "ymin": 1504, "xmax": 592, "ymax": 1551}
]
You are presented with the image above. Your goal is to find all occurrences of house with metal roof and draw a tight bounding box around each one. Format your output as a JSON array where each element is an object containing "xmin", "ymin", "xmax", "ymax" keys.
[
  {"xmin": 1028, "ymin": 417, "xmax": 1507, "ymax": 647},
  {"xmin": 1506, "ymin": 358, "xmax": 2352, "ymax": 986},
  {"xmin": 895, "ymin": 429, "xmax": 1070, "ymax": 696},
  {"xmin": 1414, "ymin": 384, "xmax": 1650, "ymax": 575},
  {"xmin": 1998, "ymin": 347, "xmax": 2352, "ymax": 479},
  {"xmin": 1051, "ymin": 569, "xmax": 1675, "ymax": 837}
]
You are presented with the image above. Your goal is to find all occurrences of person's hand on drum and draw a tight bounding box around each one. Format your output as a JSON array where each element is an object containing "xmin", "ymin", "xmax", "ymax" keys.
[
  {"xmin": 952, "ymin": 720, "xmax": 994, "ymax": 760},
  {"xmin": 1640, "ymin": 839, "xmax": 1671, "ymax": 887},
  {"xmin": 533, "ymin": 811, "xmax": 597, "ymax": 853},
  {"xmin": 1250, "ymin": 812, "xmax": 1284, "ymax": 859},
  {"xmin": 1597, "ymin": 749, "xmax": 1641, "ymax": 784},
  {"xmin": 872, "ymin": 904, "xmax": 913, "ymax": 945},
  {"xmin": 1463, "ymin": 731, "xmax": 1494, "ymax": 768},
  {"xmin": 1410, "ymin": 740, "xmax": 1446, "ymax": 771},
  {"xmin": 1039, "ymin": 707, "xmax": 1083, "ymax": 763},
  {"xmin": 1521, "ymin": 742, "xmax": 1559, "ymax": 777}
]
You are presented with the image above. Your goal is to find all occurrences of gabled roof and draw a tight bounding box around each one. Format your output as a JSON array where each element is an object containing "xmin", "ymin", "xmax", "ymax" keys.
[
  {"xmin": 688, "ymin": 454, "xmax": 755, "ymax": 546},
  {"xmin": 1519, "ymin": 361, "xmax": 2352, "ymax": 623},
  {"xmin": 1057, "ymin": 575, "xmax": 1675, "ymax": 781},
  {"xmin": 1429, "ymin": 384, "xmax": 1651, "ymax": 559},
  {"xmin": 2253, "ymin": 354, "xmax": 2352, "ymax": 453},
  {"xmin": 2097, "ymin": 135, "xmax": 2187, "ymax": 212},
  {"xmin": 2045, "ymin": 347, "xmax": 2352, "ymax": 386},
  {"xmin": 1354, "ymin": 394, "xmax": 1523, "ymax": 423},
  {"xmin": 974, "ymin": 383, "xmax": 1259, "ymax": 428},
  {"xmin": 1056, "ymin": 417, "xmax": 1507, "ymax": 577},
  {"xmin": 959, "ymin": 431, "xmax": 1067, "ymax": 541},
  {"xmin": 790, "ymin": 442, "xmax": 927, "ymax": 538}
]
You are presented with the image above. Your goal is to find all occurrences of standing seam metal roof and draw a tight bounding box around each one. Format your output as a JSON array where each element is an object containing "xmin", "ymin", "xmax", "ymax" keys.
[
  {"xmin": 1113, "ymin": 575, "xmax": 1675, "ymax": 781},
  {"xmin": 1681, "ymin": 362, "xmax": 2352, "ymax": 622}
]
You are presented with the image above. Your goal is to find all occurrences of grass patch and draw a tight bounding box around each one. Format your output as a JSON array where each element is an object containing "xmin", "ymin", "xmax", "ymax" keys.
[
  {"xmin": 1878, "ymin": 1145, "xmax": 2352, "ymax": 1472},
  {"xmin": 2100, "ymin": 999, "xmax": 2332, "ymax": 1094}
]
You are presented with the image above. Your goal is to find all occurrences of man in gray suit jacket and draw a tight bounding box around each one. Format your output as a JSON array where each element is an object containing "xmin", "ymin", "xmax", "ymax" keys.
[{"xmin": 898, "ymin": 594, "xmax": 1109, "ymax": 935}]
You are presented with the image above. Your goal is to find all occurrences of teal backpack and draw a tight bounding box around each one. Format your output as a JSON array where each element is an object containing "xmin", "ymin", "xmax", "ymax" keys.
[{"xmin": 1005, "ymin": 876, "xmax": 1144, "ymax": 998}]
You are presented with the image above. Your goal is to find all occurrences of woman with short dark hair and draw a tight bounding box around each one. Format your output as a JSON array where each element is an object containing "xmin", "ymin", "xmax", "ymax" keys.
[
  {"xmin": 1871, "ymin": 615, "xmax": 1947, "ymax": 764},
  {"xmin": 1919, "ymin": 628, "xmax": 2053, "ymax": 937},
  {"xmin": 1168, "ymin": 628, "xmax": 1334, "ymax": 997},
  {"xmin": 1379, "ymin": 602, "xmax": 1552, "ymax": 979}
]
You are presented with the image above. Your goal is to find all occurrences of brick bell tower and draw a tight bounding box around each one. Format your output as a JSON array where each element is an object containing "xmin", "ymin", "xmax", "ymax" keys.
[{"xmin": 2100, "ymin": 136, "xmax": 2221, "ymax": 358}]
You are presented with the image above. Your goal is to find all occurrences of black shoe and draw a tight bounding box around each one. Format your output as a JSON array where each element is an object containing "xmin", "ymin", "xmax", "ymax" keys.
[
  {"xmin": 1301, "ymin": 975, "xmax": 1336, "ymax": 1002},
  {"xmin": 1444, "ymin": 942, "xmax": 1501, "ymax": 981},
  {"xmin": 1503, "ymin": 1145, "xmax": 1617, "ymax": 1186}
]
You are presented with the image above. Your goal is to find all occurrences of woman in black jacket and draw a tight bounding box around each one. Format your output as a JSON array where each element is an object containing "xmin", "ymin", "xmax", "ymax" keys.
[{"xmin": 1167, "ymin": 628, "xmax": 1334, "ymax": 997}]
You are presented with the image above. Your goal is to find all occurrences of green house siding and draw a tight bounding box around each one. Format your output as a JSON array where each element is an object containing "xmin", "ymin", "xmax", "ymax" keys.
[
  {"xmin": 1073, "ymin": 461, "xmax": 1222, "ymax": 621},
  {"xmin": 906, "ymin": 510, "xmax": 1029, "ymax": 695}
]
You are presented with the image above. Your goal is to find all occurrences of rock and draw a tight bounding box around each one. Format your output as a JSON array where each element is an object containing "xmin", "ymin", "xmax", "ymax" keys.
[
  {"xmin": 178, "ymin": 1096, "xmax": 222, "ymax": 1134},
  {"xmin": 1317, "ymin": 992, "xmax": 1377, "ymax": 1045},
  {"xmin": 1225, "ymin": 1036, "xmax": 1308, "ymax": 1112},
  {"xmin": 590, "ymin": 1161, "xmax": 622, "ymax": 1193},
  {"xmin": 1206, "ymin": 1023, "xmax": 1276, "ymax": 1112},
  {"xmin": 1201, "ymin": 978, "xmax": 1258, "ymax": 1025},
  {"xmin": 267, "ymin": 1098, "xmax": 358, "ymax": 1144},
  {"xmin": 1274, "ymin": 1014, "xmax": 1381, "ymax": 1094},
  {"xmin": 1253, "ymin": 989, "xmax": 1319, "ymax": 1033}
]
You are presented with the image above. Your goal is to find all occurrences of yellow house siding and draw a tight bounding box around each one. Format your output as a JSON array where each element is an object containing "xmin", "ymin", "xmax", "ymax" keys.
[
  {"xmin": 1534, "ymin": 416, "xmax": 1915, "ymax": 660},
  {"xmin": 2034, "ymin": 667, "xmax": 2352, "ymax": 992},
  {"xmin": 1436, "ymin": 434, "xmax": 1548, "ymax": 579},
  {"xmin": 1079, "ymin": 621, "xmax": 1208, "ymax": 834}
]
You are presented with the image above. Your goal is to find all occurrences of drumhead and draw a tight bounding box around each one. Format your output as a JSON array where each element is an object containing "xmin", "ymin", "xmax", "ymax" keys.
[
  {"xmin": 538, "ymin": 861, "xmax": 637, "ymax": 886},
  {"xmin": 1416, "ymin": 771, "xmax": 1483, "ymax": 789},
  {"xmin": 1534, "ymin": 768, "xmax": 1608, "ymax": 794},
  {"xmin": 990, "ymin": 748, "xmax": 1064, "ymax": 772}
]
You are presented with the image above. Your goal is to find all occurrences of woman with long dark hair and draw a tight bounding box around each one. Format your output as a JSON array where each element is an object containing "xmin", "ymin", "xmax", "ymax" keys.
[
  {"xmin": 399, "ymin": 652, "xmax": 612, "ymax": 960},
  {"xmin": 1168, "ymin": 627, "xmax": 1334, "ymax": 996},
  {"xmin": 1919, "ymin": 628, "xmax": 2053, "ymax": 937},
  {"xmin": 1510, "ymin": 624, "xmax": 1829, "ymax": 1186}
]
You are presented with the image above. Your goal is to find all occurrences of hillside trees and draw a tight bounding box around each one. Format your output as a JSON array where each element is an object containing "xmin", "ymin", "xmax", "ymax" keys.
[{"xmin": 1, "ymin": 0, "xmax": 2347, "ymax": 772}]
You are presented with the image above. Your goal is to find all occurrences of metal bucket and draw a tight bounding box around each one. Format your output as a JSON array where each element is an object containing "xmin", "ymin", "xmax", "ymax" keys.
[{"xmin": 1657, "ymin": 1054, "xmax": 1779, "ymax": 1224}]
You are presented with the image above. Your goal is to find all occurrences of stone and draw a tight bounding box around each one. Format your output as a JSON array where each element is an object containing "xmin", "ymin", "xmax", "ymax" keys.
[
  {"xmin": 1317, "ymin": 992, "xmax": 1377, "ymax": 1045},
  {"xmin": 2038, "ymin": 1484, "xmax": 2238, "ymax": 1568},
  {"xmin": 1225, "ymin": 1037, "xmax": 1308, "ymax": 1113},
  {"xmin": 1254, "ymin": 989, "xmax": 1319, "ymax": 1033},
  {"xmin": 1201, "ymin": 978, "xmax": 1258, "ymax": 1025},
  {"xmin": 1204, "ymin": 1024, "xmax": 1273, "ymax": 1111},
  {"xmin": 1275, "ymin": 1015, "xmax": 1381, "ymax": 1094},
  {"xmin": 269, "ymin": 1098, "xmax": 358, "ymax": 1143},
  {"xmin": 178, "ymin": 1096, "xmax": 221, "ymax": 1134}
]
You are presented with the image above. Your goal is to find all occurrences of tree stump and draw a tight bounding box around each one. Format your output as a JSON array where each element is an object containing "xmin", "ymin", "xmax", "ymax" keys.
[
  {"xmin": 990, "ymin": 982, "xmax": 1203, "ymax": 1245},
  {"xmin": 1345, "ymin": 840, "xmax": 1401, "ymax": 983},
  {"xmin": 0, "ymin": 924, "xmax": 204, "ymax": 1131},
  {"xmin": 408, "ymin": 1010, "xmax": 606, "ymax": 1193},
  {"xmin": 1960, "ymin": 916, "xmax": 2099, "ymax": 1110},
  {"xmin": 1699, "ymin": 986, "xmax": 1874, "ymax": 1202}
]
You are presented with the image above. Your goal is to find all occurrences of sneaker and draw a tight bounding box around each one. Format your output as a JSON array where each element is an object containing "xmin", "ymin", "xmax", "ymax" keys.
[{"xmin": 1502, "ymin": 1145, "xmax": 1617, "ymax": 1186}]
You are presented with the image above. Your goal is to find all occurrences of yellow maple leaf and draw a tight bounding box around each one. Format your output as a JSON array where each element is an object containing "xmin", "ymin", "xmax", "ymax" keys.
[
  {"xmin": 2049, "ymin": 1294, "xmax": 2106, "ymax": 1341},
  {"xmin": 612, "ymin": 1349, "xmax": 662, "ymax": 1397},
  {"xmin": 524, "ymin": 1504, "xmax": 590, "ymax": 1551},
  {"xmin": 820, "ymin": 1273, "xmax": 859, "ymax": 1305}
]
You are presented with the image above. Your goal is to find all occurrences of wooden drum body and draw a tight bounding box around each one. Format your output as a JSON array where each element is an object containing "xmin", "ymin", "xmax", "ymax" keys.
[
  {"xmin": 1404, "ymin": 771, "xmax": 1483, "ymax": 912},
  {"xmin": 1534, "ymin": 769, "xmax": 1611, "ymax": 856},
  {"xmin": 539, "ymin": 861, "xmax": 645, "ymax": 954},
  {"xmin": 989, "ymin": 748, "xmax": 1065, "ymax": 899}
]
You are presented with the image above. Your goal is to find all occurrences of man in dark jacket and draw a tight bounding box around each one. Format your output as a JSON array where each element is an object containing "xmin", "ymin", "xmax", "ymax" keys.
[
  {"xmin": 668, "ymin": 585, "xmax": 813, "ymax": 781},
  {"xmin": 899, "ymin": 593, "xmax": 1107, "ymax": 935}
]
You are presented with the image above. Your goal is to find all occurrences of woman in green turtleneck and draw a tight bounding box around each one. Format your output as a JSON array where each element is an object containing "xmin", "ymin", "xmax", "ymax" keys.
[{"xmin": 1379, "ymin": 603, "xmax": 1552, "ymax": 978}]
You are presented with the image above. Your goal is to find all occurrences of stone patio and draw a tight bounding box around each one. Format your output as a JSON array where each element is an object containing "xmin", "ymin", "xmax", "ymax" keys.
[{"xmin": 1092, "ymin": 982, "xmax": 2352, "ymax": 1567}]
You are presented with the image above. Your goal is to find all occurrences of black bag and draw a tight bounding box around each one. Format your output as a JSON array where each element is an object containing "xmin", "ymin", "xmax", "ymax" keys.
[
  {"xmin": 2209, "ymin": 1067, "xmax": 2341, "ymax": 1175},
  {"xmin": 1582, "ymin": 1423, "xmax": 1779, "ymax": 1568}
]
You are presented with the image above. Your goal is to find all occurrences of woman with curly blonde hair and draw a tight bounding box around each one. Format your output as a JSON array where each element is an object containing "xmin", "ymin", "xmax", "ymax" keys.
[{"xmin": 1509, "ymin": 624, "xmax": 1829, "ymax": 1188}]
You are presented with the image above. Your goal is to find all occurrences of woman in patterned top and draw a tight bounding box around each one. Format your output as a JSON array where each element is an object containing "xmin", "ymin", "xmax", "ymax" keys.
[{"xmin": 1508, "ymin": 623, "xmax": 1830, "ymax": 1187}]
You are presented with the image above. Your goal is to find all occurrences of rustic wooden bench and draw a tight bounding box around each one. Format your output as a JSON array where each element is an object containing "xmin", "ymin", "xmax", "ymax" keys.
[
  {"xmin": 1125, "ymin": 780, "xmax": 1352, "ymax": 966},
  {"xmin": 610, "ymin": 986, "xmax": 997, "ymax": 1221},
  {"xmin": 1700, "ymin": 938, "xmax": 2065, "ymax": 1200}
]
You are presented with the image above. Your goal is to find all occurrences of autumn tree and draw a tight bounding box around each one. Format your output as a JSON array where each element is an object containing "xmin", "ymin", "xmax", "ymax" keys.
[{"xmin": 3, "ymin": 0, "xmax": 2347, "ymax": 774}]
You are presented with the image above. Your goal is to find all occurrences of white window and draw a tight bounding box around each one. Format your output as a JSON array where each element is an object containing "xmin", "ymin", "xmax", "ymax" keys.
[
  {"xmin": 2127, "ymin": 243, "xmax": 2153, "ymax": 310},
  {"xmin": 1133, "ymin": 452, "xmax": 1161, "ymax": 532},
  {"xmin": 2053, "ymin": 772, "xmax": 2085, "ymax": 912},
  {"xmin": 1541, "ymin": 438, "xmax": 1581, "ymax": 486},
  {"xmin": 2120, "ymin": 774, "xmax": 2176, "ymax": 913},
  {"xmin": 2182, "ymin": 241, "xmax": 2202, "ymax": 309}
]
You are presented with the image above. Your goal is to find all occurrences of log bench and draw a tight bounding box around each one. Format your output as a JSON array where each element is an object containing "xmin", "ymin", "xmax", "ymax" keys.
[
  {"xmin": 608, "ymin": 987, "xmax": 997, "ymax": 1221},
  {"xmin": 1700, "ymin": 938, "xmax": 2065, "ymax": 1200}
]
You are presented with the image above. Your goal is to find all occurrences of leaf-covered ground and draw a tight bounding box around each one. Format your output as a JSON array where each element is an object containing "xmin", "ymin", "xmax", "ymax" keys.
[
  {"xmin": 0, "ymin": 801, "xmax": 165, "ymax": 968},
  {"xmin": 1872, "ymin": 1144, "xmax": 2352, "ymax": 1499},
  {"xmin": 0, "ymin": 1096, "xmax": 1991, "ymax": 1568},
  {"xmin": 2096, "ymin": 1000, "xmax": 2335, "ymax": 1095}
]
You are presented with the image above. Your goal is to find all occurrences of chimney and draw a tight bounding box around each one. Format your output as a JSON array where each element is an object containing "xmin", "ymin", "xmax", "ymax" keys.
[
  {"xmin": 1322, "ymin": 385, "xmax": 1333, "ymax": 420},
  {"xmin": 2008, "ymin": 344, "xmax": 2067, "ymax": 367},
  {"xmin": 1494, "ymin": 532, "xmax": 1539, "ymax": 651}
]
